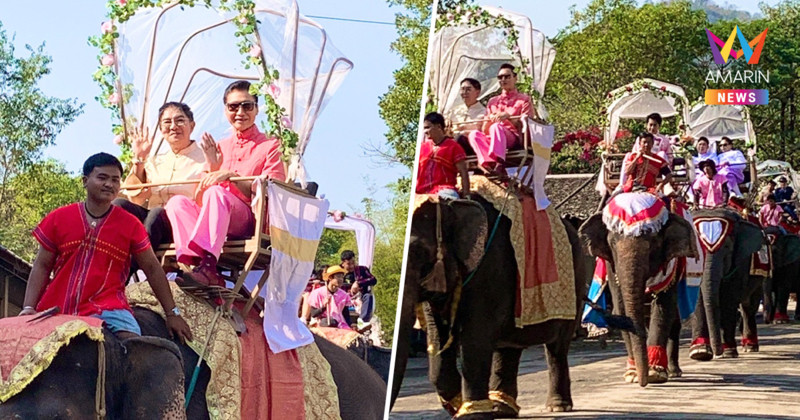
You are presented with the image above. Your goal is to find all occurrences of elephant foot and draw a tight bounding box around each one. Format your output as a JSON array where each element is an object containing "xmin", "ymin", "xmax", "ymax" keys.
[
  {"xmin": 774, "ymin": 313, "xmax": 790, "ymax": 324},
  {"xmin": 689, "ymin": 344, "xmax": 714, "ymax": 361},
  {"xmin": 438, "ymin": 393, "xmax": 463, "ymax": 417},
  {"xmin": 647, "ymin": 366, "xmax": 669, "ymax": 384},
  {"xmin": 455, "ymin": 400, "xmax": 494, "ymax": 420},
  {"xmin": 668, "ymin": 366, "xmax": 683, "ymax": 378},
  {"xmin": 716, "ymin": 347, "xmax": 739, "ymax": 359},
  {"xmin": 742, "ymin": 344, "xmax": 759, "ymax": 353},
  {"xmin": 623, "ymin": 367, "xmax": 638, "ymax": 383},
  {"xmin": 488, "ymin": 391, "xmax": 520, "ymax": 418},
  {"xmin": 545, "ymin": 403, "xmax": 573, "ymax": 413}
]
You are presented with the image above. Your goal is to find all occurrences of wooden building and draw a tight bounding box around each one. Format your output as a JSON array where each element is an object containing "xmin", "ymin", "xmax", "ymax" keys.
[{"xmin": 0, "ymin": 245, "xmax": 30, "ymax": 318}]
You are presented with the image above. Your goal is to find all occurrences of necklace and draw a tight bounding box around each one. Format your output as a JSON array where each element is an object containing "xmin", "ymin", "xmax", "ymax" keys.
[{"xmin": 84, "ymin": 202, "xmax": 112, "ymax": 228}]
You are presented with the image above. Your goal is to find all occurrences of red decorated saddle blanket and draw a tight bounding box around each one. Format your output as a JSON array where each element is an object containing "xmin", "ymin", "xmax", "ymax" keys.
[
  {"xmin": 310, "ymin": 327, "xmax": 361, "ymax": 349},
  {"xmin": 0, "ymin": 315, "xmax": 104, "ymax": 402},
  {"xmin": 603, "ymin": 192, "xmax": 668, "ymax": 237}
]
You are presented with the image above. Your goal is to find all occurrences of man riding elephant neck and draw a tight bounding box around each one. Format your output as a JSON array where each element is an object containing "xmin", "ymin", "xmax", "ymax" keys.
[
  {"xmin": 20, "ymin": 153, "xmax": 193, "ymax": 343},
  {"xmin": 415, "ymin": 112, "xmax": 470, "ymax": 200},
  {"xmin": 341, "ymin": 250, "xmax": 377, "ymax": 323},
  {"xmin": 620, "ymin": 132, "xmax": 672, "ymax": 195}
]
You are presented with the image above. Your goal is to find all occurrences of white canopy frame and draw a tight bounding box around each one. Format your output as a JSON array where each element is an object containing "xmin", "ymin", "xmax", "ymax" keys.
[
  {"xmin": 688, "ymin": 103, "xmax": 757, "ymax": 153},
  {"xmin": 114, "ymin": 0, "xmax": 353, "ymax": 185},
  {"xmin": 323, "ymin": 214, "xmax": 376, "ymax": 269},
  {"xmin": 603, "ymin": 79, "xmax": 691, "ymax": 146},
  {"xmin": 429, "ymin": 5, "xmax": 555, "ymax": 120},
  {"xmin": 757, "ymin": 160, "xmax": 800, "ymax": 195}
]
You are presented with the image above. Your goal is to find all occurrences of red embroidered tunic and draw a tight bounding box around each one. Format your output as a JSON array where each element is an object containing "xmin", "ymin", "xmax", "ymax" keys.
[
  {"xmin": 415, "ymin": 137, "xmax": 466, "ymax": 195},
  {"xmin": 622, "ymin": 153, "xmax": 670, "ymax": 193},
  {"xmin": 32, "ymin": 203, "xmax": 151, "ymax": 316}
]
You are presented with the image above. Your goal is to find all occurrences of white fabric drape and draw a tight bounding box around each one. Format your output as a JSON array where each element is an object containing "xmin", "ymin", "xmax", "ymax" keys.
[
  {"xmin": 259, "ymin": 181, "xmax": 329, "ymax": 353},
  {"xmin": 602, "ymin": 79, "xmax": 690, "ymax": 144},
  {"xmin": 323, "ymin": 215, "xmax": 376, "ymax": 268}
]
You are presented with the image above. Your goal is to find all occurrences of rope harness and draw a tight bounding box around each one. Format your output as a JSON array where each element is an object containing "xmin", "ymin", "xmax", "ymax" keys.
[
  {"xmin": 95, "ymin": 341, "xmax": 106, "ymax": 420},
  {"xmin": 420, "ymin": 202, "xmax": 447, "ymax": 293}
]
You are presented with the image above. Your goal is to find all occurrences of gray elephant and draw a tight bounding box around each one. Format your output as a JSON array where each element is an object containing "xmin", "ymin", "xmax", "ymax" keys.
[
  {"xmin": 688, "ymin": 208, "xmax": 763, "ymax": 360},
  {"xmin": 391, "ymin": 195, "xmax": 586, "ymax": 419},
  {"xmin": 0, "ymin": 309, "xmax": 387, "ymax": 420},
  {"xmin": 580, "ymin": 205, "xmax": 698, "ymax": 387},
  {"xmin": 0, "ymin": 331, "xmax": 185, "ymax": 420},
  {"xmin": 762, "ymin": 232, "xmax": 800, "ymax": 324}
]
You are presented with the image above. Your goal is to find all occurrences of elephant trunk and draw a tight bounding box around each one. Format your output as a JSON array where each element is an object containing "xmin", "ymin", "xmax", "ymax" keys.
[
  {"xmin": 390, "ymin": 276, "xmax": 420, "ymax": 409},
  {"xmin": 615, "ymin": 255, "xmax": 649, "ymax": 387},
  {"xmin": 702, "ymin": 251, "xmax": 725, "ymax": 355}
]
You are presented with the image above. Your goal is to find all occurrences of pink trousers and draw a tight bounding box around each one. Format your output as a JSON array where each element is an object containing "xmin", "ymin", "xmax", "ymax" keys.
[
  {"xmin": 468, "ymin": 123, "xmax": 519, "ymax": 167},
  {"xmin": 165, "ymin": 185, "xmax": 255, "ymax": 265}
]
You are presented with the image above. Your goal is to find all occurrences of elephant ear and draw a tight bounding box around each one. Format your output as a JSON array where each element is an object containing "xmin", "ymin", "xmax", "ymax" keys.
[
  {"xmin": 734, "ymin": 220, "xmax": 765, "ymax": 263},
  {"xmin": 579, "ymin": 213, "xmax": 613, "ymax": 264},
  {"xmin": 662, "ymin": 213, "xmax": 699, "ymax": 263},
  {"xmin": 785, "ymin": 234, "xmax": 800, "ymax": 265},
  {"xmin": 449, "ymin": 199, "xmax": 488, "ymax": 272},
  {"xmin": 123, "ymin": 336, "xmax": 186, "ymax": 420}
]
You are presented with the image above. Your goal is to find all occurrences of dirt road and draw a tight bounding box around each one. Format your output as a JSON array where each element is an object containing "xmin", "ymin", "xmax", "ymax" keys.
[{"xmin": 391, "ymin": 320, "xmax": 800, "ymax": 419}]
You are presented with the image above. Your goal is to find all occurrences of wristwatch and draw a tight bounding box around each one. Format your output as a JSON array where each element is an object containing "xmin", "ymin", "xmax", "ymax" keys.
[{"xmin": 168, "ymin": 306, "xmax": 181, "ymax": 317}]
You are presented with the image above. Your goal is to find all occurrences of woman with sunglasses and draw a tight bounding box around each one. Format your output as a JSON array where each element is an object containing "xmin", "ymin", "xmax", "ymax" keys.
[
  {"xmin": 114, "ymin": 102, "xmax": 209, "ymax": 265},
  {"xmin": 476, "ymin": 63, "xmax": 532, "ymax": 178},
  {"xmin": 716, "ymin": 136, "xmax": 747, "ymax": 197},
  {"xmin": 164, "ymin": 80, "xmax": 286, "ymax": 287}
]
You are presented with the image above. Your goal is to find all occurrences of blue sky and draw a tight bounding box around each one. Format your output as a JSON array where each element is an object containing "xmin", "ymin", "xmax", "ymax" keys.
[{"xmin": 0, "ymin": 0, "xmax": 408, "ymax": 214}]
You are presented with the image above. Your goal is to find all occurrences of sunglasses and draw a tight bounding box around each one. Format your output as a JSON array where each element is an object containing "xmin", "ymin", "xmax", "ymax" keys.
[
  {"xmin": 225, "ymin": 101, "xmax": 256, "ymax": 112},
  {"xmin": 497, "ymin": 74, "xmax": 514, "ymax": 80},
  {"xmin": 720, "ymin": 143, "xmax": 731, "ymax": 147}
]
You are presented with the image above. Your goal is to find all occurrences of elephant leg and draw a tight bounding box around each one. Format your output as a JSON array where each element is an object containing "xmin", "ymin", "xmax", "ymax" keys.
[
  {"xmin": 646, "ymin": 286, "xmax": 677, "ymax": 383},
  {"xmin": 544, "ymin": 334, "xmax": 574, "ymax": 412},
  {"xmin": 690, "ymin": 288, "xmax": 714, "ymax": 361},
  {"xmin": 740, "ymin": 285, "xmax": 761, "ymax": 352},
  {"xmin": 720, "ymin": 282, "xmax": 742, "ymax": 358},
  {"xmin": 489, "ymin": 347, "xmax": 523, "ymax": 417},
  {"xmin": 667, "ymin": 317, "xmax": 682, "ymax": 377},
  {"xmin": 422, "ymin": 303, "xmax": 462, "ymax": 415},
  {"xmin": 609, "ymin": 275, "xmax": 636, "ymax": 382},
  {"xmin": 775, "ymin": 277, "xmax": 791, "ymax": 323},
  {"xmin": 763, "ymin": 275, "xmax": 775, "ymax": 324},
  {"xmin": 456, "ymin": 294, "xmax": 499, "ymax": 420}
]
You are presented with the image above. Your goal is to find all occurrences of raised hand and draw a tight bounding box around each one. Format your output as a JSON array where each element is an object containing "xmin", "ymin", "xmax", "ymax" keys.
[
  {"xmin": 131, "ymin": 126, "xmax": 153, "ymax": 160},
  {"xmin": 200, "ymin": 132, "xmax": 222, "ymax": 169}
]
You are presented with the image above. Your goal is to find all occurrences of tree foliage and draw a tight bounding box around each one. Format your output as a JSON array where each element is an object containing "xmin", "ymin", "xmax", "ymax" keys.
[
  {"xmin": 0, "ymin": 22, "xmax": 84, "ymax": 259},
  {"xmin": 377, "ymin": 0, "xmax": 433, "ymax": 170},
  {"xmin": 0, "ymin": 160, "xmax": 84, "ymax": 261}
]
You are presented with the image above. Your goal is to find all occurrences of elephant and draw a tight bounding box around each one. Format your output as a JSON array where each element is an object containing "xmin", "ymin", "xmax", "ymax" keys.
[
  {"xmin": 390, "ymin": 195, "xmax": 587, "ymax": 419},
  {"xmin": 687, "ymin": 208, "xmax": 763, "ymax": 360},
  {"xmin": 0, "ymin": 309, "xmax": 387, "ymax": 420},
  {"xmin": 0, "ymin": 330, "xmax": 185, "ymax": 420},
  {"xmin": 580, "ymin": 206, "xmax": 698, "ymax": 387},
  {"xmin": 343, "ymin": 337, "xmax": 392, "ymax": 383},
  {"xmin": 761, "ymin": 231, "xmax": 800, "ymax": 324}
]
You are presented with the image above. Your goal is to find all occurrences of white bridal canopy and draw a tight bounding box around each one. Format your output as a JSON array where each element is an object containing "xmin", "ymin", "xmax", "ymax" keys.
[
  {"xmin": 323, "ymin": 213, "xmax": 376, "ymax": 269},
  {"xmin": 114, "ymin": 0, "xmax": 353, "ymax": 184},
  {"xmin": 688, "ymin": 103, "xmax": 756, "ymax": 152},
  {"xmin": 429, "ymin": 5, "xmax": 556, "ymax": 119},
  {"xmin": 603, "ymin": 79, "xmax": 690, "ymax": 145}
]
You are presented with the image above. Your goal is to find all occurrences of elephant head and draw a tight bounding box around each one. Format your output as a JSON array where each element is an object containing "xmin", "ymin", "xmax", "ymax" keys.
[
  {"xmin": 579, "ymin": 211, "xmax": 697, "ymax": 386},
  {"xmin": 691, "ymin": 208, "xmax": 763, "ymax": 356},
  {"xmin": 390, "ymin": 197, "xmax": 488, "ymax": 408},
  {"xmin": 123, "ymin": 336, "xmax": 186, "ymax": 420}
]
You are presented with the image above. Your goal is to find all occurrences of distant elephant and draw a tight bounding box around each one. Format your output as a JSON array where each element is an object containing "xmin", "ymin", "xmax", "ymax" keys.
[
  {"xmin": 391, "ymin": 195, "xmax": 586, "ymax": 419},
  {"xmin": 580, "ymin": 203, "xmax": 698, "ymax": 387},
  {"xmin": 132, "ymin": 308, "xmax": 387, "ymax": 420},
  {"xmin": 761, "ymin": 231, "xmax": 800, "ymax": 324},
  {"xmin": 688, "ymin": 209, "xmax": 763, "ymax": 360},
  {"xmin": 0, "ymin": 330, "xmax": 185, "ymax": 420}
]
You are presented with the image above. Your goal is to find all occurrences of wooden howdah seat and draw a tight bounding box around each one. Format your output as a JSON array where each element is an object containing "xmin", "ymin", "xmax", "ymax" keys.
[{"xmin": 127, "ymin": 179, "xmax": 318, "ymax": 316}]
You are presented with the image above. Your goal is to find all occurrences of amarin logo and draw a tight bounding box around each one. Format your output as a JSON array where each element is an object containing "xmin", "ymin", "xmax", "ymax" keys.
[{"xmin": 705, "ymin": 26, "xmax": 768, "ymax": 65}]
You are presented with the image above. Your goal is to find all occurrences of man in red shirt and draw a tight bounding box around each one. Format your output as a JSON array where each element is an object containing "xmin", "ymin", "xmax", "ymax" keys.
[
  {"xmin": 415, "ymin": 112, "xmax": 470, "ymax": 199},
  {"xmin": 20, "ymin": 153, "xmax": 193, "ymax": 342},
  {"xmin": 620, "ymin": 132, "xmax": 672, "ymax": 194}
]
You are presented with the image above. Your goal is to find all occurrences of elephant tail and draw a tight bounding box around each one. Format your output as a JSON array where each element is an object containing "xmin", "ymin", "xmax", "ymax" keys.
[{"xmin": 583, "ymin": 297, "xmax": 636, "ymax": 332}]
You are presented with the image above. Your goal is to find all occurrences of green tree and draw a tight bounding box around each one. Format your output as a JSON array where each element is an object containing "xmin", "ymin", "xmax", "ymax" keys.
[
  {"xmin": 0, "ymin": 23, "xmax": 83, "ymax": 259},
  {"xmin": 378, "ymin": 0, "xmax": 433, "ymax": 171},
  {"xmin": 0, "ymin": 159, "xmax": 84, "ymax": 260}
]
